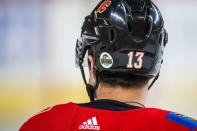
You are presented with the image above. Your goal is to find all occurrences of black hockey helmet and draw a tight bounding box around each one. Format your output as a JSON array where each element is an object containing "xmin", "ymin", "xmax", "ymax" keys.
[{"xmin": 76, "ymin": 0, "xmax": 168, "ymax": 101}]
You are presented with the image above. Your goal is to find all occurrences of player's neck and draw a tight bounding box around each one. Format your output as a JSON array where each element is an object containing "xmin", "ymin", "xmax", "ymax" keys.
[{"xmin": 95, "ymin": 84, "xmax": 148, "ymax": 107}]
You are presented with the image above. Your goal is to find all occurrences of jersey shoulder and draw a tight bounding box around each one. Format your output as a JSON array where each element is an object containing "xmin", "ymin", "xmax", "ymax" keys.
[
  {"xmin": 19, "ymin": 102, "xmax": 76, "ymax": 131},
  {"xmin": 144, "ymin": 108, "xmax": 197, "ymax": 131},
  {"xmin": 165, "ymin": 111, "xmax": 197, "ymax": 131}
]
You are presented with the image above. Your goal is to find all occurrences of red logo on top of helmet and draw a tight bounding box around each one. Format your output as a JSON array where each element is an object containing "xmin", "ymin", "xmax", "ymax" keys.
[{"xmin": 98, "ymin": 1, "xmax": 111, "ymax": 13}]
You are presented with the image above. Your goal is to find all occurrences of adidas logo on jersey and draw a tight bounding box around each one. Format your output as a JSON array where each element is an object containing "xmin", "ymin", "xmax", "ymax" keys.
[{"xmin": 79, "ymin": 117, "xmax": 100, "ymax": 130}]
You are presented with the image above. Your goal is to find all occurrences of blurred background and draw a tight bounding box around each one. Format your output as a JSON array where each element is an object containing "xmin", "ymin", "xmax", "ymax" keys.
[{"xmin": 0, "ymin": 0, "xmax": 197, "ymax": 130}]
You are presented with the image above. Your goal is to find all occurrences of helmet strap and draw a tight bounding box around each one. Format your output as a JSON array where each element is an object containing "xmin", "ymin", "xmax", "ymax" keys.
[
  {"xmin": 86, "ymin": 84, "xmax": 95, "ymax": 101},
  {"xmin": 148, "ymin": 73, "xmax": 159, "ymax": 90},
  {"xmin": 79, "ymin": 64, "xmax": 98, "ymax": 101}
]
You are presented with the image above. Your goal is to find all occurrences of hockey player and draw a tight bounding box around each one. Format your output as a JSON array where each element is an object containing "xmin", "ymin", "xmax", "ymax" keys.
[{"xmin": 20, "ymin": 0, "xmax": 197, "ymax": 130}]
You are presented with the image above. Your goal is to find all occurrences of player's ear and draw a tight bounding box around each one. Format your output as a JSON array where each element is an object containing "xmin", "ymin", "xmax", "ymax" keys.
[
  {"xmin": 88, "ymin": 55, "xmax": 94, "ymax": 72},
  {"xmin": 88, "ymin": 55, "xmax": 95, "ymax": 86}
]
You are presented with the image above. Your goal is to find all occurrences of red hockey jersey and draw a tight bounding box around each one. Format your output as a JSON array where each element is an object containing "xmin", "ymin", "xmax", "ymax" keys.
[{"xmin": 20, "ymin": 102, "xmax": 197, "ymax": 131}]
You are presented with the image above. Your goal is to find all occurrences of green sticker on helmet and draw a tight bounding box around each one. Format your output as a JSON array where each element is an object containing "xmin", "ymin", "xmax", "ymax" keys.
[{"xmin": 100, "ymin": 52, "xmax": 113, "ymax": 69}]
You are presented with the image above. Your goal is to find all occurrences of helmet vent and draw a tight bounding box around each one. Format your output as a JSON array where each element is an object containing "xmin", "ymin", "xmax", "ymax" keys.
[
  {"xmin": 124, "ymin": 4, "xmax": 131, "ymax": 14},
  {"xmin": 127, "ymin": 21, "xmax": 133, "ymax": 33},
  {"xmin": 164, "ymin": 30, "xmax": 168, "ymax": 46},
  {"xmin": 110, "ymin": 28, "xmax": 115, "ymax": 42},
  {"xmin": 159, "ymin": 33, "xmax": 162, "ymax": 44},
  {"xmin": 100, "ymin": 46, "xmax": 106, "ymax": 50},
  {"xmin": 104, "ymin": 20, "xmax": 111, "ymax": 26},
  {"xmin": 125, "ymin": 7, "xmax": 130, "ymax": 14},
  {"xmin": 147, "ymin": 7, "xmax": 151, "ymax": 16},
  {"xmin": 144, "ymin": 23, "xmax": 150, "ymax": 34}
]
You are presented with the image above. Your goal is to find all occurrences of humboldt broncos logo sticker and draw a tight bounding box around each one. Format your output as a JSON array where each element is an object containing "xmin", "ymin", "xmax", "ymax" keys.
[{"xmin": 100, "ymin": 52, "xmax": 113, "ymax": 68}]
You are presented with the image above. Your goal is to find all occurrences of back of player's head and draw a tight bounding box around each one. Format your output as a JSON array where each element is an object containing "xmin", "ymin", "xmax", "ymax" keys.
[{"xmin": 76, "ymin": 0, "xmax": 168, "ymax": 101}]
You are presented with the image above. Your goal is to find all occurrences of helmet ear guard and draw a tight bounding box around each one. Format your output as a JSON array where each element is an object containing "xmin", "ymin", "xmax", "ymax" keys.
[
  {"xmin": 148, "ymin": 28, "xmax": 168, "ymax": 90},
  {"xmin": 76, "ymin": 34, "xmax": 100, "ymax": 101},
  {"xmin": 164, "ymin": 29, "xmax": 168, "ymax": 46}
]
